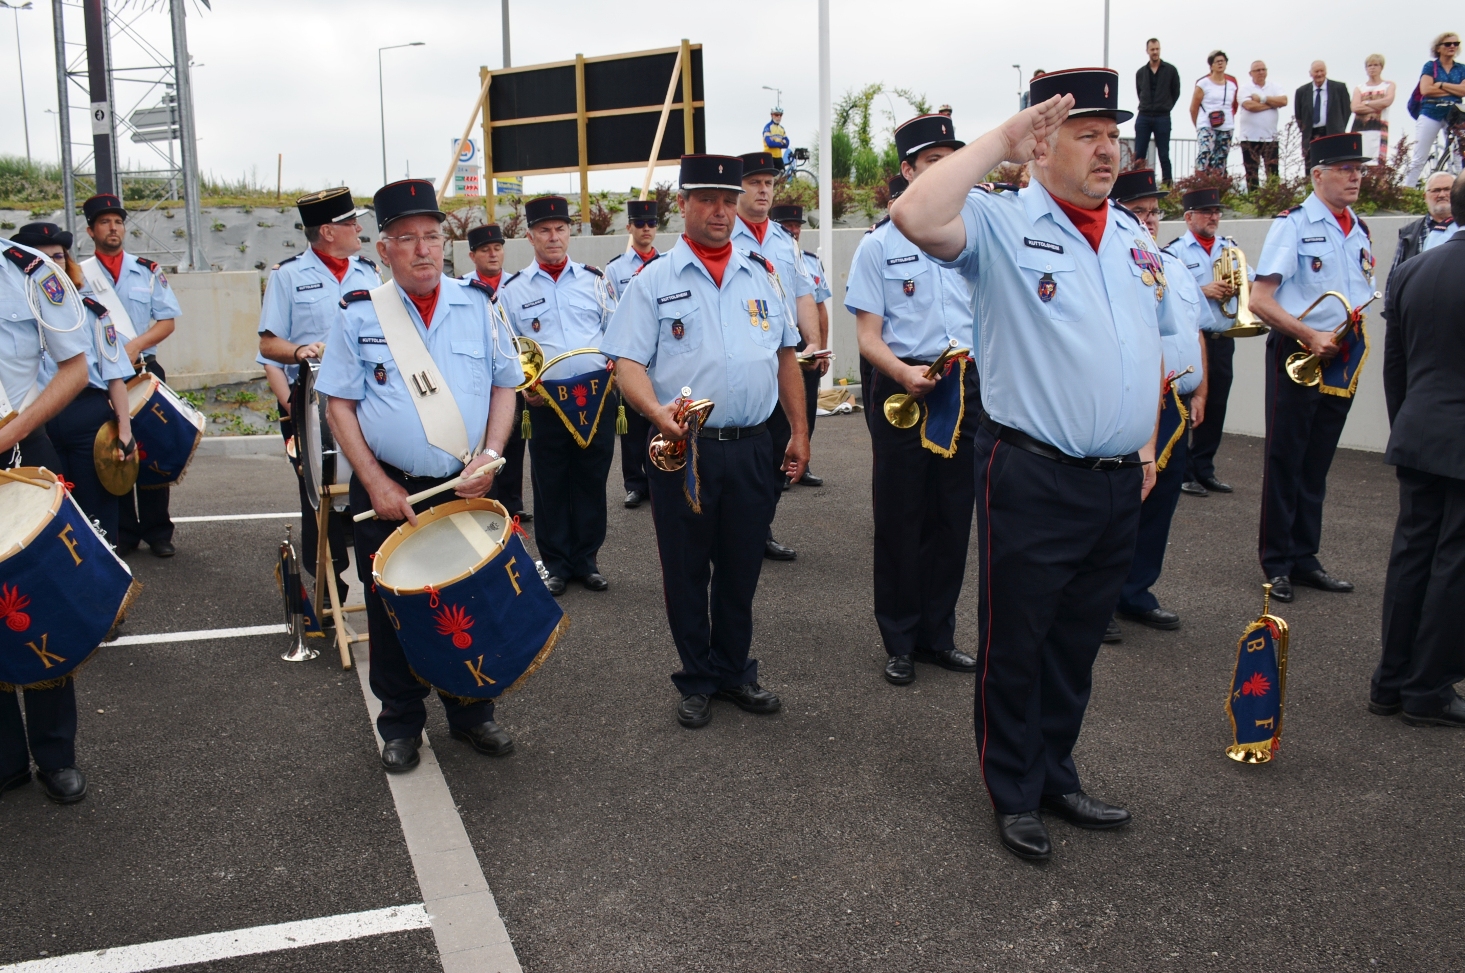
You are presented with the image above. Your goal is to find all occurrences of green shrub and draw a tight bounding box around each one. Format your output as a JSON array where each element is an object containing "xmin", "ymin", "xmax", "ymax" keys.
[
  {"xmin": 830, "ymin": 129, "xmax": 854, "ymax": 181},
  {"xmin": 853, "ymin": 147, "xmax": 882, "ymax": 187}
]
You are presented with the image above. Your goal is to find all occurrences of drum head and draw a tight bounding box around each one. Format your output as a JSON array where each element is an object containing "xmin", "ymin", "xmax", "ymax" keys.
[
  {"xmin": 0, "ymin": 468, "xmax": 62, "ymax": 564},
  {"xmin": 295, "ymin": 363, "xmax": 354, "ymax": 511},
  {"xmin": 374, "ymin": 498, "xmax": 511, "ymax": 593}
]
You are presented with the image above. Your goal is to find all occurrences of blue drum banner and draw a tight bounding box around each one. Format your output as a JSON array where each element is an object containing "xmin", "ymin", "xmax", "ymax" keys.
[
  {"xmin": 919, "ymin": 356, "xmax": 970, "ymax": 458},
  {"xmin": 539, "ymin": 368, "xmax": 616, "ymax": 448},
  {"xmin": 1319, "ymin": 318, "xmax": 1369, "ymax": 399},
  {"xmin": 1225, "ymin": 597, "xmax": 1290, "ymax": 764}
]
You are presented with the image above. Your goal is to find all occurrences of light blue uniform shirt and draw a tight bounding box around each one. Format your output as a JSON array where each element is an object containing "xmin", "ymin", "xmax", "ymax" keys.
[
  {"xmin": 1421, "ymin": 221, "xmax": 1457, "ymax": 253},
  {"xmin": 1255, "ymin": 192, "xmax": 1377, "ymax": 332},
  {"xmin": 39, "ymin": 287, "xmax": 137, "ymax": 391},
  {"xmin": 801, "ymin": 250, "xmax": 831, "ymax": 305},
  {"xmin": 108, "ymin": 250, "xmax": 182, "ymax": 357},
  {"xmin": 845, "ymin": 217, "xmax": 976, "ymax": 361},
  {"xmin": 256, "ymin": 248, "xmax": 380, "ymax": 384},
  {"xmin": 937, "ymin": 182, "xmax": 1166, "ymax": 458},
  {"xmin": 1, "ymin": 240, "xmax": 93, "ymax": 409},
  {"xmin": 600, "ymin": 237, "xmax": 800, "ymax": 428},
  {"xmin": 730, "ymin": 217, "xmax": 813, "ymax": 323},
  {"xmin": 604, "ymin": 247, "xmax": 658, "ymax": 302},
  {"xmin": 1157, "ymin": 250, "xmax": 1205, "ymax": 396},
  {"xmin": 314, "ymin": 276, "xmax": 524, "ymax": 479},
  {"xmin": 1165, "ymin": 230, "xmax": 1252, "ymax": 333},
  {"xmin": 497, "ymin": 260, "xmax": 615, "ymax": 379}
]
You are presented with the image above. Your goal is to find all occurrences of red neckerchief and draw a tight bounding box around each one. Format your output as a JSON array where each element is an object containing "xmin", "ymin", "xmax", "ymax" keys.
[
  {"xmin": 633, "ymin": 246, "xmax": 657, "ymax": 262},
  {"xmin": 96, "ymin": 249, "xmax": 125, "ymax": 283},
  {"xmin": 313, "ymin": 248, "xmax": 349, "ymax": 282},
  {"xmin": 684, "ymin": 236, "xmax": 733, "ymax": 287},
  {"xmin": 538, "ymin": 260, "xmax": 567, "ymax": 282},
  {"xmin": 477, "ymin": 271, "xmax": 502, "ymax": 292},
  {"xmin": 1196, "ymin": 234, "xmax": 1216, "ymax": 255},
  {"xmin": 1052, "ymin": 196, "xmax": 1108, "ymax": 252},
  {"xmin": 742, "ymin": 217, "xmax": 770, "ymax": 246},
  {"xmin": 407, "ymin": 287, "xmax": 440, "ymax": 328},
  {"xmin": 1334, "ymin": 208, "xmax": 1353, "ymax": 238}
]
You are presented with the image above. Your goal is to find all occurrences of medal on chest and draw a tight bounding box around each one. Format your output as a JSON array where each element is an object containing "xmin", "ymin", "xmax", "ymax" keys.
[
  {"xmin": 1037, "ymin": 273, "xmax": 1057, "ymax": 303},
  {"xmin": 903, "ymin": 278, "xmax": 915, "ymax": 296},
  {"xmin": 1359, "ymin": 247, "xmax": 1374, "ymax": 279},
  {"xmin": 374, "ymin": 363, "xmax": 387, "ymax": 385},
  {"xmin": 746, "ymin": 299, "xmax": 769, "ymax": 331}
]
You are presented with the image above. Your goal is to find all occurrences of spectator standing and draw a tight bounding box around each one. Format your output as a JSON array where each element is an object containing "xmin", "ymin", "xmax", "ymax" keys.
[
  {"xmin": 1135, "ymin": 39, "xmax": 1182, "ymax": 184},
  {"xmin": 1294, "ymin": 61, "xmax": 1351, "ymax": 168},
  {"xmin": 1237, "ymin": 60, "xmax": 1288, "ymax": 190},
  {"xmin": 1390, "ymin": 171, "xmax": 1458, "ymax": 271},
  {"xmin": 1351, "ymin": 55, "xmax": 1396, "ymax": 164},
  {"xmin": 1403, "ymin": 32, "xmax": 1465, "ymax": 188},
  {"xmin": 1191, "ymin": 51, "xmax": 1239, "ymax": 172}
]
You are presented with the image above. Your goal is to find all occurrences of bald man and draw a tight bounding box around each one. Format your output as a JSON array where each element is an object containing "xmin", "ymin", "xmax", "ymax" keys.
[{"xmin": 1295, "ymin": 61, "xmax": 1350, "ymax": 168}]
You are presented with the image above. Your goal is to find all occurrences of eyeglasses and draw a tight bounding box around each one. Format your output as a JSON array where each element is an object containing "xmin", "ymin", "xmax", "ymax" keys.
[
  {"xmin": 1323, "ymin": 164, "xmax": 1365, "ymax": 176},
  {"xmin": 1442, "ymin": 41, "xmax": 1461, "ymax": 48},
  {"xmin": 630, "ymin": 219, "xmax": 657, "ymax": 229},
  {"xmin": 383, "ymin": 232, "xmax": 445, "ymax": 248}
]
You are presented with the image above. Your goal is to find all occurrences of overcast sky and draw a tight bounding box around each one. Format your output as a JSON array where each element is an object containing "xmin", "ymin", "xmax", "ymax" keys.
[{"xmin": 0, "ymin": 0, "xmax": 1448, "ymax": 197}]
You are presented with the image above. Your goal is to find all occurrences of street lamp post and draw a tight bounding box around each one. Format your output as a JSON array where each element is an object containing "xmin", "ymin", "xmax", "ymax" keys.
[
  {"xmin": 1, "ymin": 1, "xmax": 33, "ymax": 165},
  {"xmin": 378, "ymin": 41, "xmax": 425, "ymax": 186}
]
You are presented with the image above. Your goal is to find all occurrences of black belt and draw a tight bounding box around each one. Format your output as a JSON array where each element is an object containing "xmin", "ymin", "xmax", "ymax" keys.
[
  {"xmin": 980, "ymin": 415, "xmax": 1142, "ymax": 471},
  {"xmin": 377, "ymin": 461, "xmax": 450, "ymax": 487},
  {"xmin": 699, "ymin": 423, "xmax": 767, "ymax": 441}
]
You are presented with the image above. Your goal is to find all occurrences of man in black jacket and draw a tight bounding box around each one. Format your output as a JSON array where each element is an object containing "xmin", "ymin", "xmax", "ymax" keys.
[
  {"xmin": 1370, "ymin": 171, "xmax": 1465, "ymax": 727},
  {"xmin": 1294, "ymin": 61, "xmax": 1351, "ymax": 168},
  {"xmin": 1389, "ymin": 172, "xmax": 1457, "ymax": 273},
  {"xmin": 1134, "ymin": 38, "xmax": 1182, "ymax": 184}
]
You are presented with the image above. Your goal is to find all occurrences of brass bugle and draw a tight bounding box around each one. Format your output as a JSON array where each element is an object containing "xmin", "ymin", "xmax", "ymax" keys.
[
  {"xmin": 649, "ymin": 386, "xmax": 714, "ymax": 473},
  {"xmin": 883, "ymin": 340, "xmax": 968, "ymax": 429},
  {"xmin": 1214, "ymin": 246, "xmax": 1267, "ymax": 338},
  {"xmin": 511, "ymin": 335, "xmax": 545, "ymax": 391},
  {"xmin": 1284, "ymin": 290, "xmax": 1380, "ymax": 387}
]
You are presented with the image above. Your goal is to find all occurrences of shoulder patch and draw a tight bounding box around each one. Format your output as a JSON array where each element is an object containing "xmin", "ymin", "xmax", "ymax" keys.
[
  {"xmin": 500, "ymin": 271, "xmax": 522, "ymax": 289},
  {"xmin": 1274, "ymin": 209, "xmax": 1292, "ymax": 219},
  {"xmin": 1112, "ymin": 201, "xmax": 1139, "ymax": 223},
  {"xmin": 582, "ymin": 264, "xmax": 603, "ymax": 277},
  {"xmin": 803, "ymin": 250, "xmax": 819, "ymax": 260},
  {"xmin": 357, "ymin": 255, "xmax": 378, "ymax": 270},
  {"xmin": 277, "ymin": 253, "xmax": 301, "ymax": 266},
  {"xmin": 633, "ymin": 252, "xmax": 662, "ymax": 275},
  {"xmin": 339, "ymin": 289, "xmax": 373, "ymax": 308},
  {"xmin": 744, "ymin": 250, "xmax": 776, "ymax": 274},
  {"xmin": 3, "ymin": 246, "xmax": 44, "ymax": 275},
  {"xmin": 465, "ymin": 277, "xmax": 496, "ymax": 298},
  {"xmin": 81, "ymin": 296, "xmax": 110, "ymax": 319},
  {"xmin": 135, "ymin": 255, "xmax": 159, "ymax": 272},
  {"xmin": 867, "ymin": 216, "xmax": 892, "ymax": 235},
  {"xmin": 1356, "ymin": 215, "xmax": 1371, "ymax": 240}
]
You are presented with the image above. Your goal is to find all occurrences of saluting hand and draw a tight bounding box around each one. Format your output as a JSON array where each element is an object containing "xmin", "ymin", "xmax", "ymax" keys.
[{"xmin": 999, "ymin": 94, "xmax": 1075, "ymax": 165}]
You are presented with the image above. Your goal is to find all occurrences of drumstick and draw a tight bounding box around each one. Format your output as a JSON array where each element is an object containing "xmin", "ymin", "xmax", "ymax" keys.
[
  {"xmin": 0, "ymin": 467, "xmax": 51, "ymax": 489},
  {"xmin": 353, "ymin": 457, "xmax": 507, "ymax": 522}
]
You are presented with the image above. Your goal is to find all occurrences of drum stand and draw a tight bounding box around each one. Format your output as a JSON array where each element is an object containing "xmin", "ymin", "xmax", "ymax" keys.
[{"xmin": 315, "ymin": 484, "xmax": 368, "ymax": 670}]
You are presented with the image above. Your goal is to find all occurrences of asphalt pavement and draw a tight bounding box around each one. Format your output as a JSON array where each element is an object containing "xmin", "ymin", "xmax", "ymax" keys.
[{"xmin": 3, "ymin": 417, "xmax": 1462, "ymax": 972}]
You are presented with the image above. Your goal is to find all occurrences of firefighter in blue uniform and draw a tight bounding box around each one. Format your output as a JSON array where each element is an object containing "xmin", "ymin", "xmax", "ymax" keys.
[
  {"xmin": 602, "ymin": 154, "xmax": 810, "ymax": 729},
  {"xmin": 604, "ymin": 199, "xmax": 661, "ymax": 508},
  {"xmin": 497, "ymin": 196, "xmax": 618, "ymax": 594},
  {"xmin": 893, "ymin": 69, "xmax": 1167, "ymax": 861},
  {"xmin": 844, "ymin": 113, "xmax": 981, "ymax": 686},
  {"xmin": 258, "ymin": 187, "xmax": 378, "ymax": 599},
  {"xmin": 771, "ymin": 203, "xmax": 830, "ymax": 487},
  {"xmin": 315, "ymin": 179, "xmax": 523, "ymax": 773},
  {"xmin": 1248, "ymin": 133, "xmax": 1377, "ymax": 603}
]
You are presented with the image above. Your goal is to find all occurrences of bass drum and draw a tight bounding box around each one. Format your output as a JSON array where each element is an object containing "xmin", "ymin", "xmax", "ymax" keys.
[{"xmin": 292, "ymin": 361, "xmax": 354, "ymax": 511}]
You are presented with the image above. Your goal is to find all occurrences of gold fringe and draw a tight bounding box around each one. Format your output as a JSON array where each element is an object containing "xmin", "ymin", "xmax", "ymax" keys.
[
  {"xmin": 404, "ymin": 613, "xmax": 570, "ymax": 706},
  {"xmin": 521, "ymin": 408, "xmax": 532, "ymax": 440},
  {"xmin": 1155, "ymin": 387, "xmax": 1189, "ymax": 472},
  {"xmin": 616, "ymin": 402, "xmax": 629, "ymax": 436},
  {"xmin": 918, "ymin": 357, "xmax": 967, "ymax": 458}
]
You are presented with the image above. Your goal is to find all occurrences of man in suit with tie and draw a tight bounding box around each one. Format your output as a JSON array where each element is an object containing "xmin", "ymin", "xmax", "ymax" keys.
[
  {"xmin": 1295, "ymin": 61, "xmax": 1352, "ymax": 168},
  {"xmin": 1369, "ymin": 171, "xmax": 1465, "ymax": 727}
]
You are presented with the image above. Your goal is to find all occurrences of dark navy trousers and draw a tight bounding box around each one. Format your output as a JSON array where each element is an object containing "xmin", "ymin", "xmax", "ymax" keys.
[
  {"xmin": 1187, "ymin": 335, "xmax": 1233, "ymax": 482},
  {"xmin": 118, "ymin": 356, "xmax": 174, "ymax": 548},
  {"xmin": 489, "ymin": 392, "xmax": 527, "ymax": 514},
  {"xmin": 46, "ymin": 387, "xmax": 121, "ymax": 548},
  {"xmin": 649, "ymin": 431, "xmax": 780, "ymax": 697},
  {"xmin": 526, "ymin": 401, "xmax": 614, "ymax": 579},
  {"xmin": 972, "ymin": 426, "xmax": 1142, "ymax": 814},
  {"xmin": 1118, "ymin": 399, "xmax": 1190, "ymax": 614},
  {"xmin": 619, "ymin": 404, "xmax": 652, "ymax": 496}
]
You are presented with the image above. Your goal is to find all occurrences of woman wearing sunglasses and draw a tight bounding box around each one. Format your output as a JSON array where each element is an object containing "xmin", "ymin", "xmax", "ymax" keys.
[{"xmin": 1404, "ymin": 32, "xmax": 1465, "ymax": 187}]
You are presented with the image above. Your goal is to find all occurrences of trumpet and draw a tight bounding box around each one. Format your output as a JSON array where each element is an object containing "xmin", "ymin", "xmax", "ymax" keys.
[
  {"xmin": 1284, "ymin": 290, "xmax": 1380, "ymax": 387},
  {"xmin": 278, "ymin": 526, "xmax": 319, "ymax": 663},
  {"xmin": 883, "ymin": 340, "xmax": 968, "ymax": 429},
  {"xmin": 1213, "ymin": 246, "xmax": 1267, "ymax": 338},
  {"xmin": 511, "ymin": 335, "xmax": 545, "ymax": 391},
  {"xmin": 648, "ymin": 387, "xmax": 715, "ymax": 472}
]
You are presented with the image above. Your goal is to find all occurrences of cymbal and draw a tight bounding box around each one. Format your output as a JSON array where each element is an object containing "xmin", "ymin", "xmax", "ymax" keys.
[{"xmin": 93, "ymin": 420, "xmax": 139, "ymax": 496}]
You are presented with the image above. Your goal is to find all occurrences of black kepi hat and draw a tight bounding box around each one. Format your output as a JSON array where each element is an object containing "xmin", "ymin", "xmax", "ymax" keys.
[
  {"xmin": 1029, "ymin": 67, "xmax": 1132, "ymax": 123},
  {"xmin": 738, "ymin": 152, "xmax": 781, "ymax": 178},
  {"xmin": 467, "ymin": 224, "xmax": 505, "ymax": 250},
  {"xmin": 1309, "ymin": 132, "xmax": 1370, "ymax": 167},
  {"xmin": 679, "ymin": 155, "xmax": 744, "ymax": 193},
  {"xmin": 296, "ymin": 187, "xmax": 367, "ymax": 228},
  {"xmin": 1110, "ymin": 169, "xmax": 1167, "ymax": 202},
  {"xmin": 371, "ymin": 179, "xmax": 445, "ymax": 232},
  {"xmin": 769, "ymin": 204, "xmax": 804, "ymax": 224},
  {"xmin": 626, "ymin": 199, "xmax": 657, "ymax": 221},
  {"xmin": 894, "ymin": 114, "xmax": 964, "ymax": 159},
  {"xmin": 12, "ymin": 222, "xmax": 74, "ymax": 251},
  {"xmin": 1181, "ymin": 187, "xmax": 1223, "ymax": 210},
  {"xmin": 82, "ymin": 193, "xmax": 126, "ymax": 224},
  {"xmin": 525, "ymin": 195, "xmax": 572, "ymax": 227}
]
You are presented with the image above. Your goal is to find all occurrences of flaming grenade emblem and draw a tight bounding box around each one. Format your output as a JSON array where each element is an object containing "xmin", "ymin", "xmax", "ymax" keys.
[
  {"xmin": 434, "ymin": 604, "xmax": 475, "ymax": 649},
  {"xmin": 571, "ymin": 383, "xmax": 590, "ymax": 407},
  {"xmin": 0, "ymin": 584, "xmax": 32, "ymax": 632}
]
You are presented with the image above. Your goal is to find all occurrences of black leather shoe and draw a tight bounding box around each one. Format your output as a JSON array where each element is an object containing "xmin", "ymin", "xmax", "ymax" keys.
[
  {"xmin": 1294, "ymin": 569, "xmax": 1353, "ymax": 593},
  {"xmin": 0, "ymin": 767, "xmax": 32, "ymax": 796},
  {"xmin": 912, "ymin": 646, "xmax": 979, "ymax": 673},
  {"xmin": 996, "ymin": 811, "xmax": 1052, "ymax": 860},
  {"xmin": 544, "ymin": 576, "xmax": 567, "ymax": 596},
  {"xmin": 781, "ymin": 476, "xmax": 792, "ymax": 491},
  {"xmin": 677, "ymin": 694, "xmax": 712, "ymax": 729},
  {"xmin": 712, "ymin": 682, "xmax": 782, "ymax": 714},
  {"xmin": 510, "ymin": 509, "xmax": 533, "ymax": 523},
  {"xmin": 149, "ymin": 540, "xmax": 176, "ymax": 558},
  {"xmin": 1180, "ymin": 480, "xmax": 1208, "ymax": 497},
  {"xmin": 1116, "ymin": 607, "xmax": 1181, "ymax": 630},
  {"xmin": 36, "ymin": 767, "xmax": 87, "ymax": 804},
  {"xmin": 798, "ymin": 471, "xmax": 824, "ymax": 487},
  {"xmin": 1040, "ymin": 790, "xmax": 1131, "ymax": 830},
  {"xmin": 1103, "ymin": 618, "xmax": 1123, "ymax": 644},
  {"xmin": 884, "ymin": 655, "xmax": 915, "ymax": 685},
  {"xmin": 1402, "ymin": 695, "xmax": 1465, "ymax": 728},
  {"xmin": 380, "ymin": 736, "xmax": 421, "ymax": 773},
  {"xmin": 451, "ymin": 720, "xmax": 514, "ymax": 756},
  {"xmin": 1368, "ymin": 699, "xmax": 1402, "ymax": 716},
  {"xmin": 1267, "ymin": 577, "xmax": 1293, "ymax": 602},
  {"xmin": 1197, "ymin": 475, "xmax": 1233, "ymax": 493},
  {"xmin": 624, "ymin": 490, "xmax": 645, "ymax": 508},
  {"xmin": 581, "ymin": 573, "xmax": 609, "ymax": 592},
  {"xmin": 764, "ymin": 538, "xmax": 797, "ymax": 560}
]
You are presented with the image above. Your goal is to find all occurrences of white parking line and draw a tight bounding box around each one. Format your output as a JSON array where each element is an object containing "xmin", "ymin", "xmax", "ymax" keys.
[
  {"xmin": 110, "ymin": 624, "xmax": 286, "ymax": 646},
  {"xmin": 172, "ymin": 512, "xmax": 300, "ymax": 522},
  {"xmin": 0, "ymin": 904, "xmax": 431, "ymax": 972}
]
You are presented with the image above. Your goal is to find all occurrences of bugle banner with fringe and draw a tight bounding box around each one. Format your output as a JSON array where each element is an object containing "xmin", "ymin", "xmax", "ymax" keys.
[
  {"xmin": 534, "ymin": 350, "xmax": 618, "ymax": 448},
  {"xmin": 1225, "ymin": 583, "xmax": 1290, "ymax": 764},
  {"xmin": 272, "ymin": 558, "xmax": 325, "ymax": 638},
  {"xmin": 1318, "ymin": 316, "xmax": 1369, "ymax": 399},
  {"xmin": 1155, "ymin": 368, "xmax": 1192, "ymax": 472},
  {"xmin": 918, "ymin": 356, "xmax": 971, "ymax": 458}
]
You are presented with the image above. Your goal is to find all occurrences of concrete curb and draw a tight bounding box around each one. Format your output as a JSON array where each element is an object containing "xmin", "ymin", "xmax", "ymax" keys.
[{"xmin": 196, "ymin": 434, "xmax": 284, "ymax": 458}]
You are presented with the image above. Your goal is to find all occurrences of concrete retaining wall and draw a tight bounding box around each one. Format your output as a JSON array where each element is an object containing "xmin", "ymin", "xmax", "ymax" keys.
[{"xmin": 167, "ymin": 270, "xmax": 264, "ymax": 389}]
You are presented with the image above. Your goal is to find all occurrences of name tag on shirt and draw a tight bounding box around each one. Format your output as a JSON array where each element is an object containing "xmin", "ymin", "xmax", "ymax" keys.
[
  {"xmin": 1024, "ymin": 238, "xmax": 1065, "ymax": 254},
  {"xmin": 886, "ymin": 254, "xmax": 919, "ymax": 265},
  {"xmin": 521, "ymin": 297, "xmax": 546, "ymax": 309},
  {"xmin": 1186, "ymin": 262, "xmax": 1200, "ymax": 269},
  {"xmin": 657, "ymin": 291, "xmax": 691, "ymax": 304},
  {"xmin": 358, "ymin": 336, "xmax": 387, "ymax": 345},
  {"xmin": 296, "ymin": 282, "xmax": 324, "ymax": 292},
  {"xmin": 1301, "ymin": 237, "xmax": 1327, "ymax": 244}
]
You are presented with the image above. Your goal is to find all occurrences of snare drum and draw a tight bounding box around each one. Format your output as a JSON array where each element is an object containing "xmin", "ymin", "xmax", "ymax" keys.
[
  {"xmin": 293, "ymin": 361, "xmax": 354, "ymax": 511},
  {"xmin": 372, "ymin": 497, "xmax": 565, "ymax": 700},
  {"xmin": 0, "ymin": 467, "xmax": 136, "ymax": 689},
  {"xmin": 127, "ymin": 371, "xmax": 205, "ymax": 489}
]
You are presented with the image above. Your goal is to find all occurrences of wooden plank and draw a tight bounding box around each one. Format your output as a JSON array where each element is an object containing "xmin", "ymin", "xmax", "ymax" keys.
[
  {"xmin": 681, "ymin": 38, "xmax": 695, "ymax": 154},
  {"xmin": 487, "ymin": 101, "xmax": 705, "ymax": 128},
  {"xmin": 639, "ymin": 47, "xmax": 684, "ymax": 202},
  {"xmin": 489, "ymin": 159, "xmax": 682, "ymax": 179},
  {"xmin": 480, "ymin": 66, "xmax": 494, "ymax": 214},
  {"xmin": 575, "ymin": 53, "xmax": 590, "ymax": 235}
]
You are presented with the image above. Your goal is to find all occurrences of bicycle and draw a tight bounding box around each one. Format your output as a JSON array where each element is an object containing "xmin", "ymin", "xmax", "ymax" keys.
[
  {"xmin": 1423, "ymin": 106, "xmax": 1465, "ymax": 177},
  {"xmin": 775, "ymin": 147, "xmax": 818, "ymax": 191}
]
